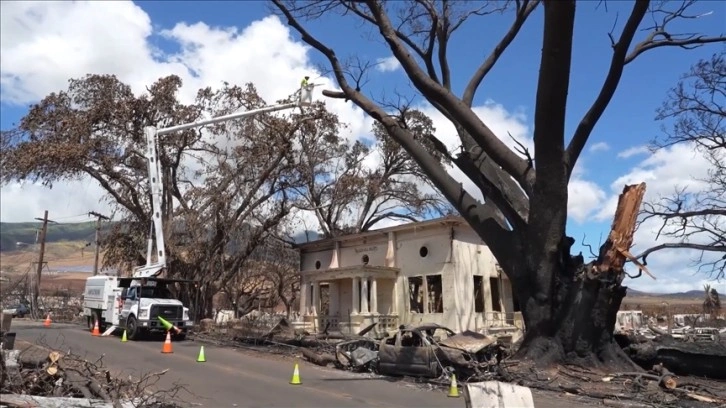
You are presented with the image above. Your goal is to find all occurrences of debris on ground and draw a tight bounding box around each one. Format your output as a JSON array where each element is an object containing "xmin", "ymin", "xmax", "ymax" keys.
[
  {"xmin": 501, "ymin": 360, "xmax": 726, "ymax": 408},
  {"xmin": 190, "ymin": 314, "xmax": 726, "ymax": 407},
  {"xmin": 1, "ymin": 341, "xmax": 185, "ymax": 408}
]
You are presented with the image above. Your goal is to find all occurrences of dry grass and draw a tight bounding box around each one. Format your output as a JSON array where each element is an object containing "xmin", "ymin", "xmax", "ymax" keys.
[
  {"xmin": 0, "ymin": 241, "xmax": 104, "ymax": 271},
  {"xmin": 1, "ymin": 241, "xmax": 102, "ymax": 296}
]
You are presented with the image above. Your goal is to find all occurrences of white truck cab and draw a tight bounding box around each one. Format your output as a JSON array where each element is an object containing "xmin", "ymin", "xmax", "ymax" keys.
[{"xmin": 82, "ymin": 276, "xmax": 193, "ymax": 340}]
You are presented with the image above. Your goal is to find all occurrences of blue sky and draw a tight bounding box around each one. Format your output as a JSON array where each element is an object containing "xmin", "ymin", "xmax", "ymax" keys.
[{"xmin": 1, "ymin": 1, "xmax": 724, "ymax": 293}]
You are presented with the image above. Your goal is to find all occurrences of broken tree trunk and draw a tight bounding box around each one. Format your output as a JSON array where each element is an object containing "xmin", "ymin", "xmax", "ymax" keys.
[
  {"xmin": 515, "ymin": 183, "xmax": 648, "ymax": 370},
  {"xmin": 624, "ymin": 336, "xmax": 726, "ymax": 379}
]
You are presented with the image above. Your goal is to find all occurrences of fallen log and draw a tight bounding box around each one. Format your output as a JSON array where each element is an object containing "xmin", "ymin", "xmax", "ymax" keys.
[
  {"xmin": 624, "ymin": 336, "xmax": 726, "ymax": 379},
  {"xmin": 651, "ymin": 364, "xmax": 677, "ymax": 390},
  {"xmin": 63, "ymin": 369, "xmax": 95, "ymax": 399},
  {"xmin": 300, "ymin": 347, "xmax": 337, "ymax": 367}
]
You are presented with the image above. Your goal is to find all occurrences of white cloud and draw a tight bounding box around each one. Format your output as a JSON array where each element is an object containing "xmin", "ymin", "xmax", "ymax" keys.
[
  {"xmin": 617, "ymin": 145, "xmax": 650, "ymax": 159},
  {"xmin": 0, "ymin": 179, "xmax": 110, "ymax": 223},
  {"xmin": 568, "ymin": 179, "xmax": 607, "ymax": 223},
  {"xmin": 589, "ymin": 142, "xmax": 610, "ymax": 153},
  {"xmin": 375, "ymin": 56, "xmax": 401, "ymax": 73}
]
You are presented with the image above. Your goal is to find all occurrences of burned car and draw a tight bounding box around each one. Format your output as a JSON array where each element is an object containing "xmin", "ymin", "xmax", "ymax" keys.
[{"xmin": 377, "ymin": 323, "xmax": 503, "ymax": 379}]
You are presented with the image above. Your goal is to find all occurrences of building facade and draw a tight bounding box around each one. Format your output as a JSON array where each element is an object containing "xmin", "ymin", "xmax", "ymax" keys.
[{"xmin": 294, "ymin": 216, "xmax": 522, "ymax": 337}]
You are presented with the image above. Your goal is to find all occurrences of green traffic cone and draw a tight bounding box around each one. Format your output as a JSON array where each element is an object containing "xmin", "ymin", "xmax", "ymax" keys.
[
  {"xmin": 121, "ymin": 330, "xmax": 128, "ymax": 342},
  {"xmin": 158, "ymin": 316, "xmax": 173, "ymax": 331},
  {"xmin": 197, "ymin": 346, "xmax": 206, "ymax": 362}
]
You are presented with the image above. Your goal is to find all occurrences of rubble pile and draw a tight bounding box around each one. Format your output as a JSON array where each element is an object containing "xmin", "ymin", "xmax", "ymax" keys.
[
  {"xmin": 194, "ymin": 317, "xmax": 509, "ymax": 383},
  {"xmin": 0, "ymin": 343, "xmax": 183, "ymax": 408},
  {"xmin": 516, "ymin": 362, "xmax": 726, "ymax": 407}
]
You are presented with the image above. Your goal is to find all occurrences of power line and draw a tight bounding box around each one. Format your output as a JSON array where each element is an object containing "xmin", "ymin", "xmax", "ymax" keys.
[{"xmin": 48, "ymin": 213, "xmax": 91, "ymax": 221}]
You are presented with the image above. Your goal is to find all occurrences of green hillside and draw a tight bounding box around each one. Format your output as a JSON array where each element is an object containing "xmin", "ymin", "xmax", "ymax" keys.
[{"xmin": 0, "ymin": 221, "xmax": 100, "ymax": 252}]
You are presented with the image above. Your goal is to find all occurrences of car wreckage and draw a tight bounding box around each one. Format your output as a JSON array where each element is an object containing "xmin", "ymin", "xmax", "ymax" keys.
[{"xmin": 335, "ymin": 323, "xmax": 506, "ymax": 380}]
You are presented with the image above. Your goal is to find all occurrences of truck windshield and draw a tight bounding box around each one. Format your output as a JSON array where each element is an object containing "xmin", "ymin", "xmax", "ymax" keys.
[{"xmin": 139, "ymin": 286, "xmax": 173, "ymax": 299}]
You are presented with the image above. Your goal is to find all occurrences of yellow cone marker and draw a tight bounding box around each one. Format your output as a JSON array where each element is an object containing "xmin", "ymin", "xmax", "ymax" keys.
[
  {"xmin": 290, "ymin": 363, "xmax": 301, "ymax": 385},
  {"xmin": 448, "ymin": 373, "xmax": 460, "ymax": 398},
  {"xmin": 121, "ymin": 330, "xmax": 128, "ymax": 342},
  {"xmin": 197, "ymin": 346, "xmax": 206, "ymax": 362}
]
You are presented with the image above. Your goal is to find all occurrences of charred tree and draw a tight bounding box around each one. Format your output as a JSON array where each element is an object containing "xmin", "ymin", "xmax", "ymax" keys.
[
  {"xmin": 271, "ymin": 0, "xmax": 725, "ymax": 370},
  {"xmin": 515, "ymin": 183, "xmax": 649, "ymax": 368}
]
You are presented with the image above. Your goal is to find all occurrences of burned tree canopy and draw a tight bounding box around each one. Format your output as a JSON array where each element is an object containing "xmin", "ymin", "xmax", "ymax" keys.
[
  {"xmin": 0, "ymin": 74, "xmax": 335, "ymax": 318},
  {"xmin": 638, "ymin": 51, "xmax": 726, "ymax": 279},
  {"xmin": 271, "ymin": 0, "xmax": 725, "ymax": 370},
  {"xmin": 292, "ymin": 108, "xmax": 452, "ymax": 239}
]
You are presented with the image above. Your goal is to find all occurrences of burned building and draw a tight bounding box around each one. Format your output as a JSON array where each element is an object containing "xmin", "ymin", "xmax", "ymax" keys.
[{"xmin": 293, "ymin": 216, "xmax": 523, "ymax": 338}]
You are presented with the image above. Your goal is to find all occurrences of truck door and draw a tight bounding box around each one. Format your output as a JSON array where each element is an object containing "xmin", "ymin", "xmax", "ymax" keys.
[
  {"xmin": 110, "ymin": 287, "xmax": 123, "ymax": 326},
  {"xmin": 120, "ymin": 287, "xmax": 135, "ymax": 326}
]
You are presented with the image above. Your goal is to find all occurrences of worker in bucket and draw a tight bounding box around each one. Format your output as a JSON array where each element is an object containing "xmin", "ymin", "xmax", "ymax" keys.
[{"xmin": 298, "ymin": 76, "xmax": 314, "ymax": 107}]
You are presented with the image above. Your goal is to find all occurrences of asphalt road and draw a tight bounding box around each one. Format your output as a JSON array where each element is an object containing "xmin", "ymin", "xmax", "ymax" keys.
[
  {"xmin": 10, "ymin": 320, "xmax": 471, "ymax": 407},
  {"xmin": 9, "ymin": 320, "xmax": 579, "ymax": 408}
]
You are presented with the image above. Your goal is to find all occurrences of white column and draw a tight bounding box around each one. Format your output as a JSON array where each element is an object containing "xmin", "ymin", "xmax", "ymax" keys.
[
  {"xmin": 360, "ymin": 277, "xmax": 370, "ymax": 315},
  {"xmin": 385, "ymin": 232, "xmax": 396, "ymax": 267},
  {"xmin": 351, "ymin": 277, "xmax": 360, "ymax": 315},
  {"xmin": 392, "ymin": 277, "xmax": 399, "ymax": 315},
  {"xmin": 370, "ymin": 277, "xmax": 378, "ymax": 315},
  {"xmin": 299, "ymin": 279, "xmax": 308, "ymax": 317},
  {"xmin": 329, "ymin": 241, "xmax": 340, "ymax": 268},
  {"xmin": 329, "ymin": 281, "xmax": 339, "ymax": 316},
  {"xmin": 312, "ymin": 281, "xmax": 320, "ymax": 316}
]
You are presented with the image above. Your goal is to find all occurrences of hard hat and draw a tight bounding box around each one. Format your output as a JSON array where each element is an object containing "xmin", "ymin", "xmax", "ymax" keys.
[{"xmin": 304, "ymin": 76, "xmax": 310, "ymax": 79}]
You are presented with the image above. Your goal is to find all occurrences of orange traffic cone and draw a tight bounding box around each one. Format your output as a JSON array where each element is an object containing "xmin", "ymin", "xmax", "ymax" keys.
[
  {"xmin": 161, "ymin": 331, "xmax": 173, "ymax": 354},
  {"xmin": 43, "ymin": 314, "xmax": 52, "ymax": 327},
  {"xmin": 91, "ymin": 319, "xmax": 101, "ymax": 336}
]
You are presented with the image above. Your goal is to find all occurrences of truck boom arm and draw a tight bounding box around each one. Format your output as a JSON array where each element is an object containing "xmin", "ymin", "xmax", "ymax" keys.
[{"xmin": 133, "ymin": 82, "xmax": 316, "ymax": 279}]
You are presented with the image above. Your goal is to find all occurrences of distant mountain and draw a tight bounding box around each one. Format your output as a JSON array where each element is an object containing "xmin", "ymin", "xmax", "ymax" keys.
[
  {"xmin": 0, "ymin": 221, "xmax": 111, "ymax": 252},
  {"xmin": 1, "ymin": 220, "xmax": 323, "ymax": 254},
  {"xmin": 626, "ymin": 288, "xmax": 703, "ymax": 299}
]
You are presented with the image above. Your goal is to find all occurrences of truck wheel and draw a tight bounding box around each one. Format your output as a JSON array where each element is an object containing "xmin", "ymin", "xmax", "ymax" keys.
[{"xmin": 127, "ymin": 315, "xmax": 141, "ymax": 340}]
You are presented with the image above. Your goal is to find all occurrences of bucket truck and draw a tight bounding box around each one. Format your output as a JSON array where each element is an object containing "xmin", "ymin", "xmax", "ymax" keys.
[{"xmin": 82, "ymin": 81, "xmax": 316, "ymax": 340}]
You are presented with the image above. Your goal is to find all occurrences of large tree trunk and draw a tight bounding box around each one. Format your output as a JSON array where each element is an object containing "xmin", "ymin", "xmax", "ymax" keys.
[{"xmin": 513, "ymin": 183, "xmax": 647, "ymax": 370}]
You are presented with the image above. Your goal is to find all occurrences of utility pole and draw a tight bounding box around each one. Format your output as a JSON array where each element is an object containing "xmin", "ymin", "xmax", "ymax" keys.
[
  {"xmin": 33, "ymin": 210, "xmax": 54, "ymax": 319},
  {"xmin": 89, "ymin": 211, "xmax": 110, "ymax": 276}
]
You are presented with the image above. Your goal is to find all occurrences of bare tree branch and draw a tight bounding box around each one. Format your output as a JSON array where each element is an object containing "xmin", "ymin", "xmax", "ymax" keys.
[
  {"xmin": 638, "ymin": 51, "xmax": 726, "ymax": 279},
  {"xmin": 565, "ymin": 0, "xmax": 649, "ymax": 177}
]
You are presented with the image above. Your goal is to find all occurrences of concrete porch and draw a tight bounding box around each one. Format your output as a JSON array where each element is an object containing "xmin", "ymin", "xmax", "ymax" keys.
[{"xmin": 294, "ymin": 265, "xmax": 401, "ymax": 336}]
